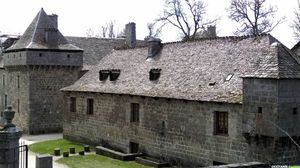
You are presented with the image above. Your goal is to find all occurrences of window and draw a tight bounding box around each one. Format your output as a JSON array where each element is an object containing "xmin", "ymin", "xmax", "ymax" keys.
[
  {"xmin": 17, "ymin": 99, "xmax": 20, "ymax": 113},
  {"xmin": 4, "ymin": 94, "xmax": 7, "ymax": 107},
  {"xmin": 149, "ymin": 69, "xmax": 161, "ymax": 81},
  {"xmin": 215, "ymin": 111, "xmax": 228, "ymax": 135},
  {"xmin": 70, "ymin": 97, "xmax": 76, "ymax": 112},
  {"xmin": 99, "ymin": 70, "xmax": 110, "ymax": 81},
  {"xmin": 3, "ymin": 74, "xmax": 5, "ymax": 86},
  {"xmin": 109, "ymin": 69, "xmax": 121, "ymax": 81},
  {"xmin": 129, "ymin": 142, "xmax": 139, "ymax": 153},
  {"xmin": 258, "ymin": 107, "xmax": 262, "ymax": 114},
  {"xmin": 17, "ymin": 76, "xmax": 20, "ymax": 88},
  {"xmin": 87, "ymin": 98, "xmax": 94, "ymax": 115},
  {"xmin": 130, "ymin": 103, "xmax": 140, "ymax": 122},
  {"xmin": 293, "ymin": 108, "xmax": 298, "ymax": 115},
  {"xmin": 225, "ymin": 74, "xmax": 233, "ymax": 81},
  {"xmin": 209, "ymin": 82, "xmax": 216, "ymax": 86}
]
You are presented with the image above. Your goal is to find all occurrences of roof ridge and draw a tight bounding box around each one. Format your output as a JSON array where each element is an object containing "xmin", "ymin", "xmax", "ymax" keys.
[
  {"xmin": 30, "ymin": 8, "xmax": 43, "ymax": 45},
  {"xmin": 163, "ymin": 33, "xmax": 270, "ymax": 45}
]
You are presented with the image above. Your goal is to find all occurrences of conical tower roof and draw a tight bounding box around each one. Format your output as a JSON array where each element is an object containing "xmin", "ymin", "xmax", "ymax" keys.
[{"xmin": 6, "ymin": 8, "xmax": 82, "ymax": 52}]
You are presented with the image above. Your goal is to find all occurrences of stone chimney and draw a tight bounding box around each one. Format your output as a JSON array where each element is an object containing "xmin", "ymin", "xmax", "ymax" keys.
[
  {"xmin": 125, "ymin": 22, "xmax": 136, "ymax": 48},
  {"xmin": 206, "ymin": 26, "xmax": 216, "ymax": 38},
  {"xmin": 148, "ymin": 37, "xmax": 162, "ymax": 57},
  {"xmin": 48, "ymin": 14, "xmax": 58, "ymax": 29}
]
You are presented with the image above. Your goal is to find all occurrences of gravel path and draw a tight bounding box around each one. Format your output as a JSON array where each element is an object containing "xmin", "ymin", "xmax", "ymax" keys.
[{"xmin": 20, "ymin": 133, "xmax": 69, "ymax": 168}]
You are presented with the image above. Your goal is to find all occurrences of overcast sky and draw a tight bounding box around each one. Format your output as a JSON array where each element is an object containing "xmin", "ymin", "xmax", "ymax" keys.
[{"xmin": 0, "ymin": 0, "xmax": 298, "ymax": 48}]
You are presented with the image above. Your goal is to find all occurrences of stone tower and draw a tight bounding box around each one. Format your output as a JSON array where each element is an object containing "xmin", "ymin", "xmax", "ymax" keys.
[{"xmin": 3, "ymin": 8, "xmax": 83, "ymax": 134}]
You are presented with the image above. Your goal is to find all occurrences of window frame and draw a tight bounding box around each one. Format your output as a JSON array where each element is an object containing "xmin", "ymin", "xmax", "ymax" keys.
[
  {"xmin": 214, "ymin": 111, "xmax": 228, "ymax": 135},
  {"xmin": 87, "ymin": 98, "xmax": 94, "ymax": 115},
  {"xmin": 70, "ymin": 97, "xmax": 77, "ymax": 113},
  {"xmin": 130, "ymin": 103, "xmax": 140, "ymax": 123}
]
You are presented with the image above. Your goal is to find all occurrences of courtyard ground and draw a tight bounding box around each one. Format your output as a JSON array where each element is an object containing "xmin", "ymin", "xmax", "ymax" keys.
[{"xmin": 20, "ymin": 133, "xmax": 68, "ymax": 168}]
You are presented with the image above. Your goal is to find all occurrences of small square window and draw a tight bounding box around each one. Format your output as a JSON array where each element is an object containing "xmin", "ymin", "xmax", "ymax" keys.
[
  {"xmin": 87, "ymin": 98, "xmax": 94, "ymax": 115},
  {"xmin": 70, "ymin": 97, "xmax": 76, "ymax": 112},
  {"xmin": 215, "ymin": 111, "xmax": 228, "ymax": 135},
  {"xmin": 258, "ymin": 107, "xmax": 262, "ymax": 114},
  {"xmin": 293, "ymin": 108, "xmax": 297, "ymax": 115},
  {"xmin": 130, "ymin": 103, "xmax": 140, "ymax": 122}
]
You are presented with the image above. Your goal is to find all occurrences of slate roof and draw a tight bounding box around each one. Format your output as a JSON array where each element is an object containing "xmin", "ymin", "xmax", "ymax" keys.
[
  {"xmin": 62, "ymin": 35, "xmax": 300, "ymax": 104},
  {"xmin": 6, "ymin": 8, "xmax": 82, "ymax": 52},
  {"xmin": 66, "ymin": 37, "xmax": 147, "ymax": 70}
]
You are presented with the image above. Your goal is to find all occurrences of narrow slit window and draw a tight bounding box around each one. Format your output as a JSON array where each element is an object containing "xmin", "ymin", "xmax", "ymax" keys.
[
  {"xmin": 17, "ymin": 99, "xmax": 20, "ymax": 113},
  {"xmin": 149, "ymin": 69, "xmax": 161, "ymax": 81},
  {"xmin": 3, "ymin": 74, "xmax": 5, "ymax": 86},
  {"xmin": 4, "ymin": 94, "xmax": 7, "ymax": 107},
  {"xmin": 17, "ymin": 76, "xmax": 20, "ymax": 88}
]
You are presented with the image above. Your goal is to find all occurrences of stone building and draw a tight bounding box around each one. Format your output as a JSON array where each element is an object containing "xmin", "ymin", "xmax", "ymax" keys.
[
  {"xmin": 0, "ymin": 9, "xmax": 144, "ymax": 134},
  {"xmin": 62, "ymin": 35, "xmax": 300, "ymax": 166}
]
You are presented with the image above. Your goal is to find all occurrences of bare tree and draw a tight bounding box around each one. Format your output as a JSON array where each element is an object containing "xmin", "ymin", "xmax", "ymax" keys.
[
  {"xmin": 228, "ymin": 0, "xmax": 284, "ymax": 36},
  {"xmin": 293, "ymin": 0, "xmax": 300, "ymax": 40},
  {"xmin": 146, "ymin": 22, "xmax": 162, "ymax": 38},
  {"xmin": 86, "ymin": 21, "xmax": 118, "ymax": 38},
  {"xmin": 86, "ymin": 28, "xmax": 96, "ymax": 37},
  {"xmin": 156, "ymin": 0, "xmax": 215, "ymax": 41},
  {"xmin": 101, "ymin": 26, "xmax": 108, "ymax": 38},
  {"xmin": 107, "ymin": 21, "xmax": 116, "ymax": 38}
]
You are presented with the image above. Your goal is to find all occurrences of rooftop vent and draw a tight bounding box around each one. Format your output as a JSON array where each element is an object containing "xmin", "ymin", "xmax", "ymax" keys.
[
  {"xmin": 148, "ymin": 37, "xmax": 162, "ymax": 57},
  {"xmin": 209, "ymin": 82, "xmax": 216, "ymax": 86},
  {"xmin": 99, "ymin": 70, "xmax": 110, "ymax": 81},
  {"xmin": 110, "ymin": 69, "xmax": 121, "ymax": 81},
  {"xmin": 149, "ymin": 68, "xmax": 161, "ymax": 81}
]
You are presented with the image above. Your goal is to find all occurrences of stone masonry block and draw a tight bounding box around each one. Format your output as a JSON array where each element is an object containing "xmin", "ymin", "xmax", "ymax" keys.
[{"xmin": 36, "ymin": 154, "xmax": 53, "ymax": 168}]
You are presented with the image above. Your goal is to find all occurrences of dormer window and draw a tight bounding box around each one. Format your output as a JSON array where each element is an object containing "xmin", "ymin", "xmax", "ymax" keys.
[
  {"xmin": 109, "ymin": 69, "xmax": 121, "ymax": 81},
  {"xmin": 99, "ymin": 70, "xmax": 110, "ymax": 81},
  {"xmin": 149, "ymin": 69, "xmax": 161, "ymax": 81}
]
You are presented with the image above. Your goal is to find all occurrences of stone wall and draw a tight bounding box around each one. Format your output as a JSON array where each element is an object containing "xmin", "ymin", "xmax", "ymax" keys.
[
  {"xmin": 0, "ymin": 68, "xmax": 6, "ymax": 114},
  {"xmin": 63, "ymin": 92, "xmax": 299, "ymax": 167},
  {"xmin": 5, "ymin": 67, "xmax": 30, "ymax": 133},
  {"xmin": 243, "ymin": 78, "xmax": 300, "ymax": 163},
  {"xmin": 28, "ymin": 66, "xmax": 81, "ymax": 134},
  {"xmin": 3, "ymin": 65, "xmax": 80, "ymax": 134},
  {"xmin": 243, "ymin": 78, "xmax": 279, "ymax": 137}
]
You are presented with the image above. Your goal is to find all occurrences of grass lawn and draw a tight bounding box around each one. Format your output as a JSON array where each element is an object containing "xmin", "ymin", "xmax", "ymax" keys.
[
  {"xmin": 57, "ymin": 154, "xmax": 151, "ymax": 168},
  {"xmin": 29, "ymin": 139, "xmax": 93, "ymax": 155},
  {"xmin": 29, "ymin": 139, "xmax": 153, "ymax": 168}
]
